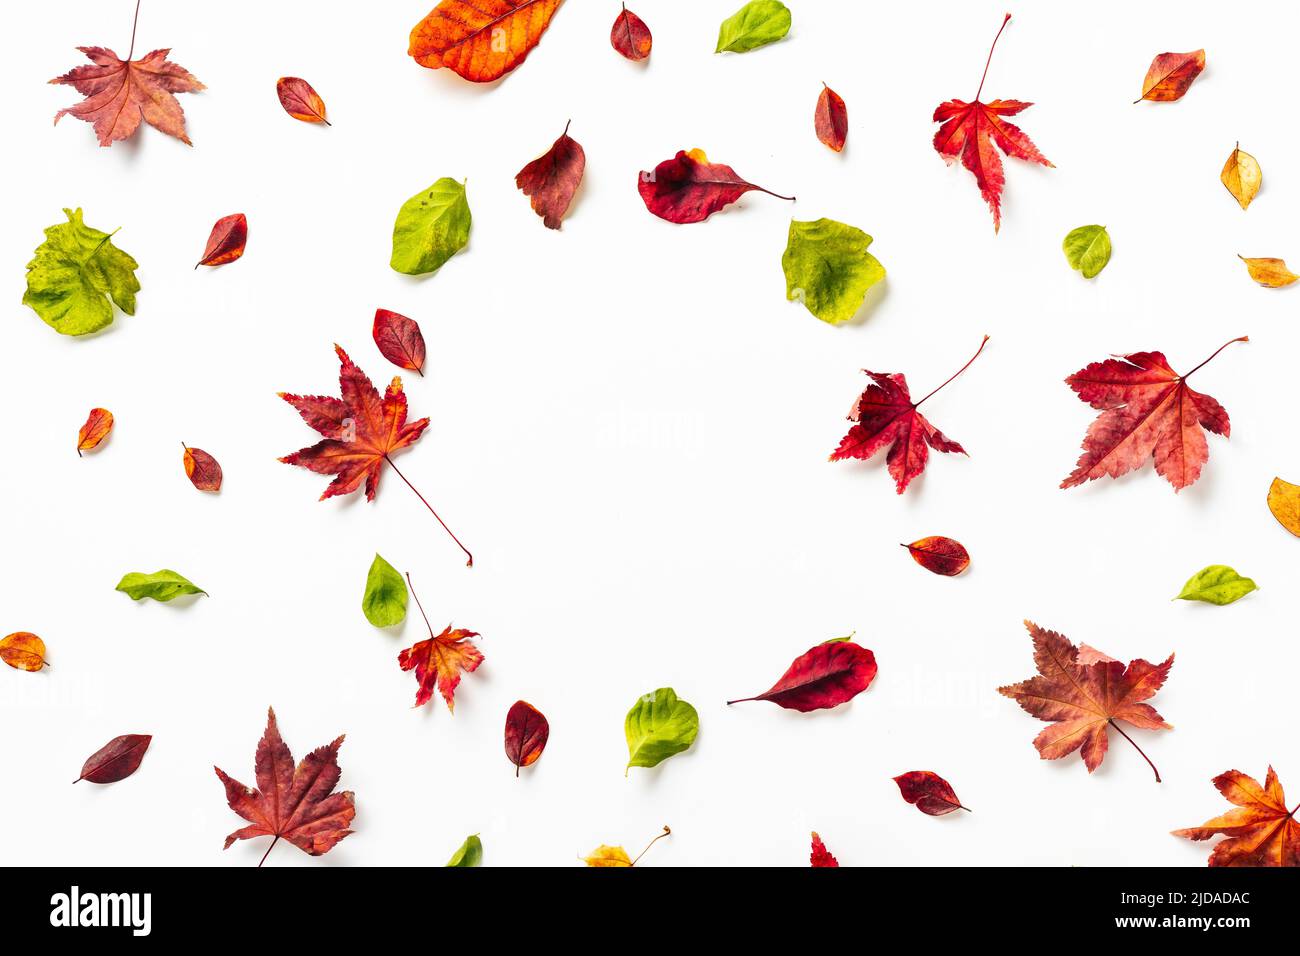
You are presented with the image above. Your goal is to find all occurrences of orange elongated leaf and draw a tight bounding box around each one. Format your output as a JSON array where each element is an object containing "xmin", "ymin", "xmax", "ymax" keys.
[
  {"xmin": 999, "ymin": 621, "xmax": 1173, "ymax": 781},
  {"xmin": 276, "ymin": 77, "xmax": 329, "ymax": 124},
  {"xmin": 727, "ymin": 639, "xmax": 877, "ymax": 712},
  {"xmin": 1136, "ymin": 50, "xmax": 1206, "ymax": 102},
  {"xmin": 372, "ymin": 309, "xmax": 426, "ymax": 376},
  {"xmin": 182, "ymin": 444, "xmax": 222, "ymax": 492},
  {"xmin": 516, "ymin": 120, "xmax": 585, "ymax": 229},
  {"xmin": 0, "ymin": 632, "xmax": 49, "ymax": 671},
  {"xmin": 75, "ymin": 734, "xmax": 151, "ymax": 784},
  {"xmin": 1268, "ymin": 477, "xmax": 1300, "ymax": 536},
  {"xmin": 815, "ymin": 83, "xmax": 847, "ymax": 152},
  {"xmin": 214, "ymin": 707, "xmax": 355, "ymax": 867},
  {"xmin": 893, "ymin": 771, "xmax": 969, "ymax": 815},
  {"xmin": 902, "ymin": 536, "xmax": 969, "ymax": 576},
  {"xmin": 196, "ymin": 214, "xmax": 247, "ymax": 269},
  {"xmin": 77, "ymin": 407, "xmax": 113, "ymax": 457},
  {"xmin": 810, "ymin": 831, "xmax": 839, "ymax": 867},
  {"xmin": 582, "ymin": 826, "xmax": 670, "ymax": 867},
  {"xmin": 397, "ymin": 572, "xmax": 483, "ymax": 711},
  {"xmin": 409, "ymin": 0, "xmax": 565, "ymax": 83},
  {"xmin": 504, "ymin": 700, "xmax": 549, "ymax": 775},
  {"xmin": 1238, "ymin": 255, "xmax": 1298, "ymax": 288},
  {"xmin": 638, "ymin": 148, "xmax": 794, "ymax": 224},
  {"xmin": 1173, "ymin": 766, "xmax": 1299, "ymax": 867},
  {"xmin": 611, "ymin": 4, "xmax": 652, "ymax": 61}
]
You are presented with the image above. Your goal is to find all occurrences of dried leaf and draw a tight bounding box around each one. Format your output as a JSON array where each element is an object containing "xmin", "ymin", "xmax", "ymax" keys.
[
  {"xmin": 77, "ymin": 408, "xmax": 113, "ymax": 457},
  {"xmin": 903, "ymin": 537, "xmax": 970, "ymax": 576},
  {"xmin": 1136, "ymin": 50, "xmax": 1205, "ymax": 103},
  {"xmin": 446, "ymin": 834, "xmax": 482, "ymax": 867},
  {"xmin": 390, "ymin": 179, "xmax": 471, "ymax": 276},
  {"xmin": 893, "ymin": 771, "xmax": 969, "ymax": 815},
  {"xmin": 195, "ymin": 213, "xmax": 247, "ymax": 268},
  {"xmin": 1062, "ymin": 224, "xmax": 1111, "ymax": 279},
  {"xmin": 782, "ymin": 218, "xmax": 885, "ymax": 325},
  {"xmin": 1175, "ymin": 565, "xmax": 1257, "ymax": 606},
  {"xmin": 23, "ymin": 208, "xmax": 139, "ymax": 336},
  {"xmin": 515, "ymin": 121, "xmax": 585, "ymax": 229},
  {"xmin": 182, "ymin": 444, "xmax": 222, "ymax": 492},
  {"xmin": 1173, "ymin": 766, "xmax": 1299, "ymax": 867},
  {"xmin": 398, "ymin": 572, "xmax": 481, "ymax": 711},
  {"xmin": 276, "ymin": 77, "xmax": 329, "ymax": 125},
  {"xmin": 625, "ymin": 688, "xmax": 698, "ymax": 774},
  {"xmin": 610, "ymin": 5, "xmax": 651, "ymax": 61},
  {"xmin": 727, "ymin": 639, "xmax": 877, "ymax": 712},
  {"xmin": 1267, "ymin": 476, "xmax": 1300, "ymax": 536},
  {"xmin": 638, "ymin": 148, "xmax": 793, "ymax": 224},
  {"xmin": 715, "ymin": 0, "xmax": 791, "ymax": 54},
  {"xmin": 75, "ymin": 734, "xmax": 151, "ymax": 784},
  {"xmin": 815, "ymin": 83, "xmax": 848, "ymax": 151},
  {"xmin": 0, "ymin": 632, "xmax": 49, "ymax": 672},
  {"xmin": 1220, "ymin": 144, "xmax": 1261, "ymax": 210},
  {"xmin": 1238, "ymin": 255, "xmax": 1298, "ymax": 288},
  {"xmin": 361, "ymin": 554, "xmax": 407, "ymax": 628},
  {"xmin": 583, "ymin": 826, "xmax": 670, "ymax": 867},
  {"xmin": 504, "ymin": 700, "xmax": 549, "ymax": 776},
  {"xmin": 408, "ymin": 0, "xmax": 565, "ymax": 83},
  {"xmin": 810, "ymin": 832, "xmax": 839, "ymax": 867},
  {"xmin": 372, "ymin": 309, "xmax": 426, "ymax": 376}
]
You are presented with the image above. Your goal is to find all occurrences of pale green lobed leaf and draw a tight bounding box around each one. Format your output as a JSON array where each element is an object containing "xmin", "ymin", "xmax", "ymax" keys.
[
  {"xmin": 23, "ymin": 208, "xmax": 139, "ymax": 335},
  {"xmin": 782, "ymin": 218, "xmax": 885, "ymax": 325},
  {"xmin": 625, "ymin": 687, "xmax": 699, "ymax": 774}
]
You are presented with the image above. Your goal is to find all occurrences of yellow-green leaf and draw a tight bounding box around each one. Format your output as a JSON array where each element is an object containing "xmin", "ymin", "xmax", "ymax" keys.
[
  {"xmin": 625, "ymin": 687, "xmax": 698, "ymax": 774},
  {"xmin": 390, "ymin": 178, "xmax": 471, "ymax": 276},
  {"xmin": 445, "ymin": 834, "xmax": 482, "ymax": 867},
  {"xmin": 1175, "ymin": 565, "xmax": 1257, "ymax": 606},
  {"xmin": 361, "ymin": 553, "xmax": 406, "ymax": 627},
  {"xmin": 715, "ymin": 0, "xmax": 791, "ymax": 54},
  {"xmin": 23, "ymin": 208, "xmax": 139, "ymax": 335},
  {"xmin": 115, "ymin": 569, "xmax": 206, "ymax": 603},
  {"xmin": 782, "ymin": 218, "xmax": 885, "ymax": 325},
  {"xmin": 1062, "ymin": 224, "xmax": 1111, "ymax": 279}
]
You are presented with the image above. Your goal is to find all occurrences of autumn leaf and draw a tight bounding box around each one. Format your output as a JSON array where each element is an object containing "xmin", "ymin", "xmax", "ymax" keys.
[
  {"xmin": 446, "ymin": 834, "xmax": 482, "ymax": 867},
  {"xmin": 999, "ymin": 621, "xmax": 1173, "ymax": 781},
  {"xmin": 815, "ymin": 83, "xmax": 848, "ymax": 152},
  {"xmin": 1238, "ymin": 255, "xmax": 1297, "ymax": 288},
  {"xmin": 902, "ymin": 537, "xmax": 969, "ymax": 576},
  {"xmin": 77, "ymin": 408, "xmax": 113, "ymax": 457},
  {"xmin": 0, "ymin": 632, "xmax": 49, "ymax": 672},
  {"xmin": 625, "ymin": 688, "xmax": 698, "ymax": 774},
  {"xmin": 50, "ymin": 1, "xmax": 203, "ymax": 146},
  {"xmin": 182, "ymin": 444, "xmax": 222, "ymax": 492},
  {"xmin": 638, "ymin": 148, "xmax": 793, "ymax": 224},
  {"xmin": 810, "ymin": 832, "xmax": 839, "ymax": 867},
  {"xmin": 362, "ymin": 553, "xmax": 407, "ymax": 628},
  {"xmin": 195, "ymin": 213, "xmax": 247, "ymax": 269},
  {"xmin": 1221, "ymin": 144, "xmax": 1261, "ymax": 209},
  {"xmin": 505, "ymin": 700, "xmax": 549, "ymax": 776},
  {"xmin": 1060, "ymin": 337, "xmax": 1246, "ymax": 492},
  {"xmin": 397, "ymin": 572, "xmax": 482, "ymax": 711},
  {"xmin": 75, "ymin": 735, "xmax": 151, "ymax": 784},
  {"xmin": 373, "ymin": 309, "xmax": 426, "ymax": 376},
  {"xmin": 893, "ymin": 771, "xmax": 969, "ymax": 815},
  {"xmin": 932, "ymin": 15, "xmax": 1052, "ymax": 232},
  {"xmin": 515, "ymin": 120, "xmax": 585, "ymax": 229},
  {"xmin": 116, "ymin": 569, "xmax": 206, "ymax": 602},
  {"xmin": 279, "ymin": 345, "xmax": 473, "ymax": 566},
  {"xmin": 276, "ymin": 77, "xmax": 329, "ymax": 125},
  {"xmin": 583, "ymin": 826, "xmax": 670, "ymax": 867},
  {"xmin": 727, "ymin": 639, "xmax": 877, "ymax": 712},
  {"xmin": 830, "ymin": 336, "xmax": 988, "ymax": 493},
  {"xmin": 391, "ymin": 179, "xmax": 472, "ymax": 277},
  {"xmin": 1175, "ymin": 565, "xmax": 1257, "ymax": 606},
  {"xmin": 1267, "ymin": 477, "xmax": 1300, "ymax": 536},
  {"xmin": 215, "ymin": 707, "xmax": 355, "ymax": 866},
  {"xmin": 1062, "ymin": 224, "xmax": 1111, "ymax": 279},
  {"xmin": 24, "ymin": 208, "xmax": 139, "ymax": 336},
  {"xmin": 611, "ymin": 4, "xmax": 651, "ymax": 61},
  {"xmin": 409, "ymin": 0, "xmax": 565, "ymax": 83},
  {"xmin": 782, "ymin": 218, "xmax": 885, "ymax": 325},
  {"xmin": 716, "ymin": 1, "xmax": 791, "ymax": 54},
  {"xmin": 1136, "ymin": 50, "xmax": 1205, "ymax": 103},
  {"xmin": 1173, "ymin": 766, "xmax": 1299, "ymax": 867}
]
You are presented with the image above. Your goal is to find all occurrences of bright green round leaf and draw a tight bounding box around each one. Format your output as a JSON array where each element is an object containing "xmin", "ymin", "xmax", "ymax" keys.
[
  {"xmin": 362, "ymin": 553, "xmax": 407, "ymax": 627},
  {"xmin": 390, "ymin": 178, "xmax": 471, "ymax": 276},
  {"xmin": 1062, "ymin": 224, "xmax": 1111, "ymax": 279},
  {"xmin": 1175, "ymin": 565, "xmax": 1257, "ymax": 606},
  {"xmin": 115, "ymin": 569, "xmax": 206, "ymax": 603},
  {"xmin": 445, "ymin": 833, "xmax": 482, "ymax": 867},
  {"xmin": 23, "ymin": 208, "xmax": 140, "ymax": 335},
  {"xmin": 715, "ymin": 0, "xmax": 791, "ymax": 54},
  {"xmin": 625, "ymin": 687, "xmax": 698, "ymax": 774},
  {"xmin": 782, "ymin": 218, "xmax": 885, "ymax": 325}
]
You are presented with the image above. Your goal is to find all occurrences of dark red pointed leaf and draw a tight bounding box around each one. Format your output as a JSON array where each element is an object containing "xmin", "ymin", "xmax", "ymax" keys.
[
  {"xmin": 727, "ymin": 640, "xmax": 877, "ymax": 712},
  {"xmin": 182, "ymin": 444, "xmax": 223, "ymax": 492},
  {"xmin": 504, "ymin": 700, "xmax": 550, "ymax": 776},
  {"xmin": 903, "ymin": 536, "xmax": 969, "ymax": 576},
  {"xmin": 372, "ymin": 309, "xmax": 426, "ymax": 376},
  {"xmin": 815, "ymin": 83, "xmax": 847, "ymax": 151},
  {"xmin": 611, "ymin": 4, "xmax": 652, "ymax": 61},
  {"xmin": 893, "ymin": 771, "xmax": 969, "ymax": 815},
  {"xmin": 75, "ymin": 734, "xmax": 151, "ymax": 784},
  {"xmin": 196, "ymin": 213, "xmax": 247, "ymax": 268},
  {"xmin": 638, "ymin": 148, "xmax": 793, "ymax": 224},
  {"xmin": 515, "ymin": 121, "xmax": 586, "ymax": 229}
]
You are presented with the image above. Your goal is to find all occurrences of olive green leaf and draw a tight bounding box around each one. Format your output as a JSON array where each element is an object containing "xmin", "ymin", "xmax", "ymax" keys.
[
  {"xmin": 23, "ymin": 208, "xmax": 140, "ymax": 335},
  {"xmin": 782, "ymin": 218, "xmax": 885, "ymax": 325},
  {"xmin": 115, "ymin": 569, "xmax": 206, "ymax": 603},
  {"xmin": 445, "ymin": 834, "xmax": 482, "ymax": 867},
  {"xmin": 1062, "ymin": 224, "xmax": 1111, "ymax": 279},
  {"xmin": 715, "ymin": 0, "xmax": 791, "ymax": 54},
  {"xmin": 1175, "ymin": 565, "xmax": 1258, "ymax": 606},
  {"xmin": 625, "ymin": 687, "xmax": 698, "ymax": 775},
  {"xmin": 390, "ymin": 178, "xmax": 471, "ymax": 276},
  {"xmin": 361, "ymin": 553, "xmax": 407, "ymax": 627}
]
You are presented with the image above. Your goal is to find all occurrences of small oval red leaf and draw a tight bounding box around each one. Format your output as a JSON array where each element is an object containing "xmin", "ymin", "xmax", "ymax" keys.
[
  {"xmin": 183, "ymin": 444, "xmax": 223, "ymax": 492},
  {"xmin": 276, "ymin": 76, "xmax": 330, "ymax": 124},
  {"xmin": 196, "ymin": 213, "xmax": 248, "ymax": 268},
  {"xmin": 75, "ymin": 734, "xmax": 152, "ymax": 784},
  {"xmin": 815, "ymin": 83, "xmax": 847, "ymax": 152},
  {"xmin": 504, "ymin": 700, "xmax": 550, "ymax": 776},
  {"xmin": 727, "ymin": 640, "xmax": 877, "ymax": 712},
  {"xmin": 903, "ymin": 536, "xmax": 970, "ymax": 576},
  {"xmin": 77, "ymin": 407, "xmax": 114, "ymax": 456},
  {"xmin": 893, "ymin": 770, "xmax": 969, "ymax": 815},
  {"xmin": 611, "ymin": 5, "xmax": 652, "ymax": 61},
  {"xmin": 372, "ymin": 309, "xmax": 427, "ymax": 376}
]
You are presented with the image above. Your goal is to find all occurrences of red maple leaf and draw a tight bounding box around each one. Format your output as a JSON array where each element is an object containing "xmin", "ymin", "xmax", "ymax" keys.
[
  {"xmin": 932, "ymin": 14, "xmax": 1052, "ymax": 231},
  {"xmin": 830, "ymin": 337, "xmax": 987, "ymax": 493},
  {"xmin": 1173, "ymin": 766, "xmax": 1300, "ymax": 867},
  {"xmin": 397, "ymin": 572, "xmax": 483, "ymax": 712},
  {"xmin": 1061, "ymin": 337, "xmax": 1247, "ymax": 492},
  {"xmin": 279, "ymin": 345, "xmax": 472, "ymax": 566}
]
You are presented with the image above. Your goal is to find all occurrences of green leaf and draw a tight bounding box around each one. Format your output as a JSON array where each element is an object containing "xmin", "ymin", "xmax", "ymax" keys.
[
  {"xmin": 390, "ymin": 178, "xmax": 471, "ymax": 276},
  {"xmin": 1175, "ymin": 565, "xmax": 1258, "ymax": 606},
  {"xmin": 23, "ymin": 208, "xmax": 140, "ymax": 335},
  {"xmin": 715, "ymin": 0, "xmax": 791, "ymax": 54},
  {"xmin": 361, "ymin": 553, "xmax": 407, "ymax": 627},
  {"xmin": 115, "ymin": 569, "xmax": 206, "ymax": 603},
  {"xmin": 445, "ymin": 834, "xmax": 482, "ymax": 867},
  {"xmin": 1062, "ymin": 224, "xmax": 1111, "ymax": 279},
  {"xmin": 625, "ymin": 687, "xmax": 698, "ymax": 774},
  {"xmin": 782, "ymin": 218, "xmax": 885, "ymax": 325}
]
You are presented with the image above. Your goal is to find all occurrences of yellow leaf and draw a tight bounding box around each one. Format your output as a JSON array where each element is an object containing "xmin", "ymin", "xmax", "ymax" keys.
[
  {"xmin": 582, "ymin": 845, "xmax": 633, "ymax": 867},
  {"xmin": 1220, "ymin": 143, "xmax": 1261, "ymax": 209},
  {"xmin": 1267, "ymin": 477, "xmax": 1300, "ymax": 536},
  {"xmin": 0, "ymin": 632, "xmax": 49, "ymax": 671},
  {"xmin": 1238, "ymin": 255, "xmax": 1298, "ymax": 288}
]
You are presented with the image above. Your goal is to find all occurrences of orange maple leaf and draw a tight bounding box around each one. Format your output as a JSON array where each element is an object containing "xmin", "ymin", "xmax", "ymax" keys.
[
  {"xmin": 999, "ymin": 621, "xmax": 1173, "ymax": 781},
  {"xmin": 409, "ymin": 0, "xmax": 565, "ymax": 83},
  {"xmin": 1173, "ymin": 767, "xmax": 1300, "ymax": 867},
  {"xmin": 397, "ymin": 572, "xmax": 483, "ymax": 712}
]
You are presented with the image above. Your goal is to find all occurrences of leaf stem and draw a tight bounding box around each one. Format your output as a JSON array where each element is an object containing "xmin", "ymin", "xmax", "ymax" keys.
[
  {"xmin": 975, "ymin": 13, "xmax": 1012, "ymax": 101},
  {"xmin": 1108, "ymin": 719, "xmax": 1161, "ymax": 783},
  {"xmin": 630, "ymin": 825, "xmax": 671, "ymax": 866},
  {"xmin": 404, "ymin": 571, "xmax": 434, "ymax": 638},
  {"xmin": 1184, "ymin": 336, "xmax": 1249, "ymax": 380},
  {"xmin": 127, "ymin": 0, "xmax": 141, "ymax": 61},
  {"xmin": 913, "ymin": 335, "xmax": 990, "ymax": 408},
  {"xmin": 258, "ymin": 835, "xmax": 279, "ymax": 868},
  {"xmin": 383, "ymin": 455, "xmax": 473, "ymax": 567}
]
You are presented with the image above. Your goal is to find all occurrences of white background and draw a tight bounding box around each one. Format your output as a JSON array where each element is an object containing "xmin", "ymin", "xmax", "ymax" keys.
[{"xmin": 3, "ymin": 0, "xmax": 1297, "ymax": 867}]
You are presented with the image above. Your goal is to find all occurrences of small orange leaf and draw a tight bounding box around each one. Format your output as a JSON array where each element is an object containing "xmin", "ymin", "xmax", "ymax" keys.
[
  {"xmin": 903, "ymin": 536, "xmax": 970, "ymax": 576},
  {"xmin": 276, "ymin": 77, "xmax": 329, "ymax": 124},
  {"xmin": 1, "ymin": 632, "xmax": 49, "ymax": 671},
  {"xmin": 196, "ymin": 213, "xmax": 247, "ymax": 268},
  {"xmin": 1136, "ymin": 50, "xmax": 1206, "ymax": 102},
  {"xmin": 408, "ymin": 0, "xmax": 565, "ymax": 83},
  {"xmin": 1238, "ymin": 255, "xmax": 1298, "ymax": 288},
  {"xmin": 76, "ymin": 407, "xmax": 113, "ymax": 457},
  {"xmin": 182, "ymin": 444, "xmax": 223, "ymax": 492}
]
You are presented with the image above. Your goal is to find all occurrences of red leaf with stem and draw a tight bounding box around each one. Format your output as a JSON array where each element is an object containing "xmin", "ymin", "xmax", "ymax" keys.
[
  {"xmin": 195, "ymin": 213, "xmax": 247, "ymax": 268},
  {"xmin": 638, "ymin": 148, "xmax": 794, "ymax": 224},
  {"xmin": 727, "ymin": 639, "xmax": 877, "ymax": 712},
  {"xmin": 893, "ymin": 771, "xmax": 970, "ymax": 815},
  {"xmin": 397, "ymin": 572, "xmax": 483, "ymax": 712},
  {"xmin": 815, "ymin": 83, "xmax": 847, "ymax": 151},
  {"xmin": 504, "ymin": 700, "xmax": 549, "ymax": 775},
  {"xmin": 74, "ymin": 734, "xmax": 151, "ymax": 784},
  {"xmin": 610, "ymin": 4, "xmax": 652, "ymax": 61},
  {"xmin": 372, "ymin": 309, "xmax": 426, "ymax": 376}
]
